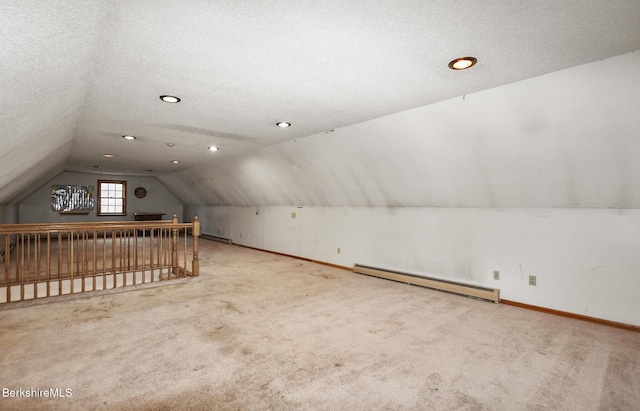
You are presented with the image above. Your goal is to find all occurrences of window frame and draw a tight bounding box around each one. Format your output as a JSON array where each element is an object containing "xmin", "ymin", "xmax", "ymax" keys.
[{"xmin": 97, "ymin": 179, "xmax": 127, "ymax": 216}]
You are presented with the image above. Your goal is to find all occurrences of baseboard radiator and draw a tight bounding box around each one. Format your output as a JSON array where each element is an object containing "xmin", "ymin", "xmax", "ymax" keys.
[
  {"xmin": 201, "ymin": 233, "xmax": 232, "ymax": 244},
  {"xmin": 353, "ymin": 264, "xmax": 500, "ymax": 303}
]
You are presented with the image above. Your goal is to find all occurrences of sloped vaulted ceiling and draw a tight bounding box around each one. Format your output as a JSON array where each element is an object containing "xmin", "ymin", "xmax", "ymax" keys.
[
  {"xmin": 0, "ymin": 1, "xmax": 106, "ymax": 203},
  {"xmin": 1, "ymin": 1, "xmax": 640, "ymax": 206},
  {"xmin": 160, "ymin": 52, "xmax": 640, "ymax": 208}
]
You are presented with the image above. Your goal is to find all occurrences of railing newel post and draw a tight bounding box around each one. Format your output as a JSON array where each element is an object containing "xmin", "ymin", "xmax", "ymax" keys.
[
  {"xmin": 192, "ymin": 216, "xmax": 200, "ymax": 277},
  {"xmin": 171, "ymin": 214, "xmax": 178, "ymax": 279}
]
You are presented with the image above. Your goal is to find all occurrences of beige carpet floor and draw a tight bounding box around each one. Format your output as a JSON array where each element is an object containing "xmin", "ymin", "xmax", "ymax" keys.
[{"xmin": 1, "ymin": 240, "xmax": 639, "ymax": 410}]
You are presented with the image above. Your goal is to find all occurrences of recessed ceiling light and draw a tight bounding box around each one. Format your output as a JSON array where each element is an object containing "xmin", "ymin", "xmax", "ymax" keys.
[
  {"xmin": 171, "ymin": 160, "xmax": 181, "ymax": 164},
  {"xmin": 167, "ymin": 143, "xmax": 175, "ymax": 147},
  {"xmin": 276, "ymin": 122, "xmax": 291, "ymax": 128},
  {"xmin": 448, "ymin": 57, "xmax": 477, "ymax": 70},
  {"xmin": 208, "ymin": 146, "xmax": 219, "ymax": 152},
  {"xmin": 160, "ymin": 95, "xmax": 181, "ymax": 103},
  {"xmin": 103, "ymin": 154, "xmax": 114, "ymax": 158},
  {"xmin": 123, "ymin": 135, "xmax": 136, "ymax": 140}
]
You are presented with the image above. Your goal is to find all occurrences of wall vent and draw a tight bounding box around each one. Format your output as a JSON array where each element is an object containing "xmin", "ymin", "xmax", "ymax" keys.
[{"xmin": 353, "ymin": 264, "xmax": 500, "ymax": 303}]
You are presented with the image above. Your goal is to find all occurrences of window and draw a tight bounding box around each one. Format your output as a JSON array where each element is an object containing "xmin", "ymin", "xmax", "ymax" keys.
[{"xmin": 97, "ymin": 180, "xmax": 127, "ymax": 216}]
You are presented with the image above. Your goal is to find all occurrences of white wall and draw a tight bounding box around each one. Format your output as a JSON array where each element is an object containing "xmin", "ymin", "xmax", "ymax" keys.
[
  {"xmin": 19, "ymin": 171, "xmax": 183, "ymax": 223},
  {"xmin": 0, "ymin": 204, "xmax": 18, "ymax": 224},
  {"xmin": 178, "ymin": 53, "xmax": 640, "ymax": 327},
  {"xmin": 162, "ymin": 52, "xmax": 640, "ymax": 209},
  {"xmin": 179, "ymin": 53, "xmax": 640, "ymax": 327},
  {"xmin": 186, "ymin": 205, "xmax": 640, "ymax": 326}
]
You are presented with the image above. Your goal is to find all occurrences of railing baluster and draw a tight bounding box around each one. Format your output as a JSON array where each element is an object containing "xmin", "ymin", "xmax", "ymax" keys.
[
  {"xmin": 111, "ymin": 230, "xmax": 116, "ymax": 289},
  {"xmin": 4, "ymin": 234, "xmax": 9, "ymax": 302},
  {"xmin": 58, "ymin": 233, "xmax": 63, "ymax": 296},
  {"xmin": 92, "ymin": 231, "xmax": 97, "ymax": 291},
  {"xmin": 147, "ymin": 229, "xmax": 153, "ymax": 284},
  {"xmin": 122, "ymin": 230, "xmax": 127, "ymax": 287},
  {"xmin": 102, "ymin": 230, "xmax": 107, "ymax": 290},
  {"xmin": 133, "ymin": 229, "xmax": 139, "ymax": 285},
  {"xmin": 26, "ymin": 234, "xmax": 31, "ymax": 291},
  {"xmin": 158, "ymin": 230, "xmax": 161, "ymax": 282},
  {"xmin": 126, "ymin": 229, "xmax": 131, "ymax": 274},
  {"xmin": 120, "ymin": 230, "xmax": 125, "ymax": 286},
  {"xmin": 79, "ymin": 232, "xmax": 85, "ymax": 293},
  {"xmin": 46, "ymin": 233, "xmax": 51, "ymax": 297},
  {"xmin": 82, "ymin": 231, "xmax": 87, "ymax": 291},
  {"xmin": 84, "ymin": 232, "xmax": 87, "ymax": 286},
  {"xmin": 19, "ymin": 234, "xmax": 24, "ymax": 301},
  {"xmin": 69, "ymin": 232, "xmax": 74, "ymax": 294},
  {"xmin": 34, "ymin": 233, "xmax": 40, "ymax": 299}
]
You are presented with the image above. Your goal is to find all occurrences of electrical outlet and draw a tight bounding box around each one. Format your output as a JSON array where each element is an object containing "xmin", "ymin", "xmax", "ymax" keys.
[
  {"xmin": 291, "ymin": 212, "xmax": 296, "ymax": 219},
  {"xmin": 493, "ymin": 270, "xmax": 500, "ymax": 280},
  {"xmin": 529, "ymin": 275, "xmax": 537, "ymax": 286},
  {"xmin": 337, "ymin": 247, "xmax": 341, "ymax": 254},
  {"xmin": 240, "ymin": 232, "xmax": 243, "ymax": 238}
]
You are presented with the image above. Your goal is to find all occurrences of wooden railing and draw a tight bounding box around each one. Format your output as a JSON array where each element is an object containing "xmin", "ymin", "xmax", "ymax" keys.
[{"xmin": 0, "ymin": 215, "xmax": 200, "ymax": 303}]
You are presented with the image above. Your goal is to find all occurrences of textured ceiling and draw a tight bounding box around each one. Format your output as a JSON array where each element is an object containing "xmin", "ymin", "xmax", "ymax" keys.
[
  {"xmin": 1, "ymin": 0, "xmax": 640, "ymax": 203},
  {"xmin": 159, "ymin": 52, "xmax": 640, "ymax": 208}
]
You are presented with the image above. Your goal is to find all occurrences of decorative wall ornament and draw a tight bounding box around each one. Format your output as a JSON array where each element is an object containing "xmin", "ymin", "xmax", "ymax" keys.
[
  {"xmin": 134, "ymin": 187, "xmax": 147, "ymax": 198},
  {"xmin": 51, "ymin": 185, "xmax": 95, "ymax": 214}
]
